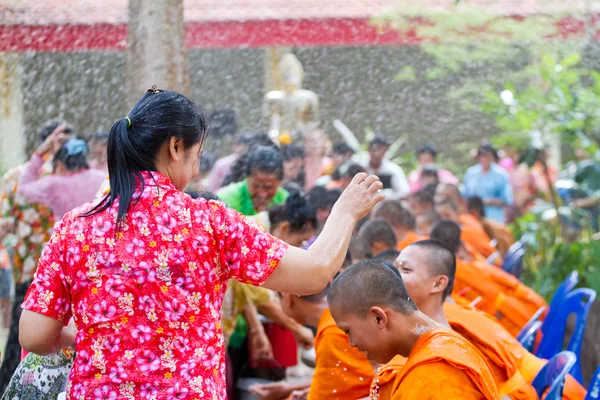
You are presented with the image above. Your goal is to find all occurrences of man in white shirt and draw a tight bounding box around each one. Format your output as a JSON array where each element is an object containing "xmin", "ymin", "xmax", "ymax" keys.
[{"xmin": 361, "ymin": 135, "xmax": 410, "ymax": 199}]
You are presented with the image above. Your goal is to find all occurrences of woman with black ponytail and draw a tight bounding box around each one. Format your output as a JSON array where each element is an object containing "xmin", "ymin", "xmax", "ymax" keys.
[{"xmin": 18, "ymin": 88, "xmax": 385, "ymax": 399}]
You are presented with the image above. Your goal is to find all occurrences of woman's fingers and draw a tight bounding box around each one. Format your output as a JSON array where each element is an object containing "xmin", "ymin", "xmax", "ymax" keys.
[{"xmin": 367, "ymin": 180, "xmax": 383, "ymax": 194}]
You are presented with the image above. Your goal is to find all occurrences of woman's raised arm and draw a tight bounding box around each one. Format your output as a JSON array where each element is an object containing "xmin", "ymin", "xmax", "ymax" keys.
[{"xmin": 262, "ymin": 173, "xmax": 384, "ymax": 295}]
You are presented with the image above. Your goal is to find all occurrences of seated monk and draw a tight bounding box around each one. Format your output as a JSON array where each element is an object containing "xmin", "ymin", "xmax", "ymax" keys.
[
  {"xmin": 328, "ymin": 259, "xmax": 499, "ymax": 400},
  {"xmin": 389, "ymin": 240, "xmax": 586, "ymax": 400},
  {"xmin": 430, "ymin": 220, "xmax": 547, "ymax": 336},
  {"xmin": 358, "ymin": 218, "xmax": 398, "ymax": 257},
  {"xmin": 467, "ymin": 196, "xmax": 515, "ymax": 256},
  {"xmin": 372, "ymin": 200, "xmax": 424, "ymax": 249},
  {"xmin": 249, "ymin": 254, "xmax": 374, "ymax": 400},
  {"xmin": 435, "ymin": 198, "xmax": 497, "ymax": 260},
  {"xmin": 435, "ymin": 182, "xmax": 494, "ymax": 235},
  {"xmin": 415, "ymin": 210, "xmax": 440, "ymax": 237}
]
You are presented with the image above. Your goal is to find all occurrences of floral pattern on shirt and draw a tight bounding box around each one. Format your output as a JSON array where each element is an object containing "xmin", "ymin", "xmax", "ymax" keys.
[
  {"xmin": 0, "ymin": 163, "xmax": 55, "ymax": 284},
  {"xmin": 22, "ymin": 171, "xmax": 288, "ymax": 400}
]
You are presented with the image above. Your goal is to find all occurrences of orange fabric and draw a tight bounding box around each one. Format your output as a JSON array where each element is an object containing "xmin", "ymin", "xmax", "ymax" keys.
[
  {"xmin": 308, "ymin": 308, "xmax": 373, "ymax": 400},
  {"xmin": 481, "ymin": 219, "xmax": 515, "ymax": 256},
  {"xmin": 444, "ymin": 303, "xmax": 538, "ymax": 399},
  {"xmin": 397, "ymin": 231, "xmax": 425, "ymax": 250},
  {"xmin": 461, "ymin": 225, "xmax": 496, "ymax": 259},
  {"xmin": 520, "ymin": 353, "xmax": 586, "ymax": 400},
  {"xmin": 376, "ymin": 328, "xmax": 499, "ymax": 400},
  {"xmin": 453, "ymin": 259, "xmax": 548, "ymax": 336},
  {"xmin": 460, "ymin": 214, "xmax": 487, "ymax": 233}
]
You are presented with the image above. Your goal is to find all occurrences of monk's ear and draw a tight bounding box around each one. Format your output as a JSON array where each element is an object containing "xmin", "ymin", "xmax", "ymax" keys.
[
  {"xmin": 431, "ymin": 275, "xmax": 449, "ymax": 296},
  {"xmin": 370, "ymin": 306, "xmax": 388, "ymax": 330}
]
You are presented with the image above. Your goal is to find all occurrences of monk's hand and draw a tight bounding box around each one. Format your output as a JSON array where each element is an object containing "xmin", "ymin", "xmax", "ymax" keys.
[
  {"xmin": 248, "ymin": 382, "xmax": 292, "ymax": 400},
  {"xmin": 290, "ymin": 388, "xmax": 309, "ymax": 400},
  {"xmin": 334, "ymin": 173, "xmax": 385, "ymax": 222},
  {"xmin": 291, "ymin": 325, "xmax": 315, "ymax": 350}
]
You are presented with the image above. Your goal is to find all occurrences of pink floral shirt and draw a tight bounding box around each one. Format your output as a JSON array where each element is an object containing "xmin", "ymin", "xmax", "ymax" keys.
[{"xmin": 22, "ymin": 171, "xmax": 288, "ymax": 400}]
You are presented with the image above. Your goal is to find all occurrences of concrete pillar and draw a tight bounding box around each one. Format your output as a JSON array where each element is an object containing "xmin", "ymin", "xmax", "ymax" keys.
[
  {"xmin": 126, "ymin": 0, "xmax": 190, "ymax": 107},
  {"xmin": 0, "ymin": 53, "xmax": 26, "ymax": 172}
]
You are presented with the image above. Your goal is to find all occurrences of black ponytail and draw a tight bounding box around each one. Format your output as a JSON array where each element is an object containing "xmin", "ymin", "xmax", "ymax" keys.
[
  {"xmin": 268, "ymin": 192, "xmax": 317, "ymax": 233},
  {"xmin": 83, "ymin": 89, "xmax": 208, "ymax": 223}
]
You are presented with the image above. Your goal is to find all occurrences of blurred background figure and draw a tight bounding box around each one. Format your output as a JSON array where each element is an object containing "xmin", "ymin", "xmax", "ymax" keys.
[
  {"xmin": 408, "ymin": 144, "xmax": 458, "ymax": 193},
  {"xmin": 88, "ymin": 131, "xmax": 109, "ymax": 172},
  {"xmin": 361, "ymin": 135, "xmax": 410, "ymax": 199}
]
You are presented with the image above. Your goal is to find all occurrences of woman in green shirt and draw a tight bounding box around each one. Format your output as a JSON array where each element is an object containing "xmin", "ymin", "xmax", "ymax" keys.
[{"xmin": 218, "ymin": 146, "xmax": 289, "ymax": 215}]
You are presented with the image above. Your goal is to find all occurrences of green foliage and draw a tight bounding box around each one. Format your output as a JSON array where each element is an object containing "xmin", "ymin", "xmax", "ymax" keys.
[{"xmin": 512, "ymin": 210, "xmax": 600, "ymax": 301}]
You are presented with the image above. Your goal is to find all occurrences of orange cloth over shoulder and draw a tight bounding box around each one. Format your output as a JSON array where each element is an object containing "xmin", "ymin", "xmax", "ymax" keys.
[
  {"xmin": 452, "ymin": 259, "xmax": 547, "ymax": 336},
  {"xmin": 373, "ymin": 328, "xmax": 499, "ymax": 400},
  {"xmin": 520, "ymin": 352, "xmax": 587, "ymax": 400},
  {"xmin": 444, "ymin": 302, "xmax": 537, "ymax": 399},
  {"xmin": 461, "ymin": 225, "xmax": 496, "ymax": 259},
  {"xmin": 397, "ymin": 231, "xmax": 425, "ymax": 250},
  {"xmin": 459, "ymin": 214, "xmax": 486, "ymax": 233},
  {"xmin": 481, "ymin": 219, "xmax": 515, "ymax": 256},
  {"xmin": 308, "ymin": 308, "xmax": 374, "ymax": 400}
]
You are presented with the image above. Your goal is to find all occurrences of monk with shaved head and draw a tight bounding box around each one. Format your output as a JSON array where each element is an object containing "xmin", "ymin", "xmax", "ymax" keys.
[
  {"xmin": 372, "ymin": 200, "xmax": 424, "ymax": 249},
  {"xmin": 379, "ymin": 240, "xmax": 586, "ymax": 400},
  {"xmin": 328, "ymin": 259, "xmax": 499, "ymax": 400}
]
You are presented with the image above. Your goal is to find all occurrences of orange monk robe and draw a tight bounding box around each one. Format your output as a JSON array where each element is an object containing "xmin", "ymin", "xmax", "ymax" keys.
[
  {"xmin": 397, "ymin": 231, "xmax": 425, "ymax": 250},
  {"xmin": 444, "ymin": 303, "xmax": 538, "ymax": 400},
  {"xmin": 308, "ymin": 308, "xmax": 374, "ymax": 400},
  {"xmin": 520, "ymin": 352, "xmax": 587, "ymax": 400},
  {"xmin": 373, "ymin": 328, "xmax": 499, "ymax": 400},
  {"xmin": 481, "ymin": 219, "xmax": 515, "ymax": 256},
  {"xmin": 461, "ymin": 225, "xmax": 497, "ymax": 259},
  {"xmin": 460, "ymin": 213, "xmax": 487, "ymax": 233},
  {"xmin": 452, "ymin": 259, "xmax": 548, "ymax": 336}
]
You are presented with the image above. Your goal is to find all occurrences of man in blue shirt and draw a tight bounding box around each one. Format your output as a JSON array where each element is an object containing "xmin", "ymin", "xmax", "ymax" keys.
[{"xmin": 463, "ymin": 144, "xmax": 513, "ymax": 224}]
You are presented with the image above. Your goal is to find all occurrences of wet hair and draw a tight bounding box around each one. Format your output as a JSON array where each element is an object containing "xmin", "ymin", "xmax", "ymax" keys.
[
  {"xmin": 332, "ymin": 142, "xmax": 355, "ymax": 156},
  {"xmin": 478, "ymin": 144, "xmax": 499, "ymax": 162},
  {"xmin": 358, "ymin": 218, "xmax": 398, "ymax": 251},
  {"xmin": 429, "ymin": 220, "xmax": 462, "ymax": 254},
  {"xmin": 373, "ymin": 249, "xmax": 400, "ymax": 263},
  {"xmin": 467, "ymin": 196, "xmax": 485, "ymax": 218},
  {"xmin": 338, "ymin": 163, "xmax": 366, "ymax": 180},
  {"xmin": 416, "ymin": 144, "xmax": 437, "ymax": 159},
  {"xmin": 37, "ymin": 118, "xmax": 73, "ymax": 145},
  {"xmin": 186, "ymin": 190, "xmax": 219, "ymax": 201},
  {"xmin": 307, "ymin": 187, "xmax": 342, "ymax": 211},
  {"xmin": 408, "ymin": 240, "xmax": 456, "ymax": 300},
  {"xmin": 373, "ymin": 200, "xmax": 415, "ymax": 230},
  {"xmin": 199, "ymin": 152, "xmax": 217, "ymax": 174},
  {"xmin": 53, "ymin": 137, "xmax": 90, "ymax": 172},
  {"xmin": 222, "ymin": 133, "xmax": 276, "ymax": 186},
  {"xmin": 85, "ymin": 89, "xmax": 208, "ymax": 222},
  {"xmin": 369, "ymin": 134, "xmax": 391, "ymax": 149},
  {"xmin": 246, "ymin": 146, "xmax": 284, "ymax": 181},
  {"xmin": 349, "ymin": 236, "xmax": 372, "ymax": 261},
  {"xmin": 412, "ymin": 189, "xmax": 435, "ymax": 208},
  {"xmin": 281, "ymin": 144, "xmax": 305, "ymax": 161},
  {"xmin": 328, "ymin": 259, "xmax": 417, "ymax": 316},
  {"xmin": 268, "ymin": 192, "xmax": 317, "ymax": 233}
]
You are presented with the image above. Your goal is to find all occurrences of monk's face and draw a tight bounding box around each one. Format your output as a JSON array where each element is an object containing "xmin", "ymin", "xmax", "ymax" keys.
[
  {"xmin": 330, "ymin": 305, "xmax": 398, "ymax": 364},
  {"xmin": 435, "ymin": 203, "xmax": 459, "ymax": 223},
  {"xmin": 394, "ymin": 247, "xmax": 438, "ymax": 309}
]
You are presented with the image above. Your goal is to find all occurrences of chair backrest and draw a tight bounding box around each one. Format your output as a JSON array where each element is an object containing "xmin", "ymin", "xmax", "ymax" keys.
[
  {"xmin": 537, "ymin": 288, "xmax": 597, "ymax": 385},
  {"xmin": 517, "ymin": 320, "xmax": 543, "ymax": 353},
  {"xmin": 542, "ymin": 271, "xmax": 580, "ymax": 337},
  {"xmin": 501, "ymin": 248, "xmax": 526, "ymax": 277},
  {"xmin": 586, "ymin": 365, "xmax": 600, "ymax": 400},
  {"xmin": 531, "ymin": 351, "xmax": 577, "ymax": 400}
]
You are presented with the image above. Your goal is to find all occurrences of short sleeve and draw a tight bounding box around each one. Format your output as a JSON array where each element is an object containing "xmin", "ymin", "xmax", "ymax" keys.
[
  {"xmin": 207, "ymin": 201, "xmax": 289, "ymax": 285},
  {"xmin": 21, "ymin": 219, "xmax": 72, "ymax": 324}
]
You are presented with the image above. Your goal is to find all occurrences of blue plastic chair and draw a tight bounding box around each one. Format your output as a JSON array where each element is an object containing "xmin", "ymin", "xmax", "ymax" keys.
[
  {"xmin": 585, "ymin": 365, "xmax": 600, "ymax": 399},
  {"xmin": 536, "ymin": 288, "xmax": 597, "ymax": 385},
  {"xmin": 501, "ymin": 247, "xmax": 526, "ymax": 278},
  {"xmin": 542, "ymin": 271, "xmax": 580, "ymax": 338},
  {"xmin": 532, "ymin": 351, "xmax": 577, "ymax": 400},
  {"xmin": 517, "ymin": 320, "xmax": 543, "ymax": 353}
]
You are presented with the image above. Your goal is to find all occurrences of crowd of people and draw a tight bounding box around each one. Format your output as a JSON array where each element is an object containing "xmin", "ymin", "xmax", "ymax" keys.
[{"xmin": 0, "ymin": 87, "xmax": 589, "ymax": 400}]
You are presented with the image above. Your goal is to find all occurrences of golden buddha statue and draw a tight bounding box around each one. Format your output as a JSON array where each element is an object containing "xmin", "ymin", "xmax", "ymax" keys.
[{"xmin": 263, "ymin": 54, "xmax": 320, "ymax": 142}]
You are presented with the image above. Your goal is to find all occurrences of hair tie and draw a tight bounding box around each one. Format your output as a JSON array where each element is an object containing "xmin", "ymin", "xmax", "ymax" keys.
[
  {"xmin": 124, "ymin": 117, "xmax": 131, "ymax": 127},
  {"xmin": 64, "ymin": 138, "xmax": 88, "ymax": 156}
]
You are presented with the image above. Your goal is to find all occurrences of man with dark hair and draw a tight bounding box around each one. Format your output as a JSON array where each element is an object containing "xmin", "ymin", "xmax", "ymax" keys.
[
  {"xmin": 430, "ymin": 220, "xmax": 547, "ymax": 337},
  {"xmin": 357, "ymin": 218, "xmax": 398, "ymax": 257},
  {"xmin": 0, "ymin": 119, "xmax": 73, "ymax": 390},
  {"xmin": 307, "ymin": 187, "xmax": 342, "ymax": 230},
  {"xmin": 361, "ymin": 135, "xmax": 410, "ymax": 199},
  {"xmin": 328, "ymin": 259, "xmax": 499, "ymax": 400},
  {"xmin": 369, "ymin": 241, "xmax": 581, "ymax": 400},
  {"xmin": 372, "ymin": 200, "xmax": 423, "ymax": 250},
  {"xmin": 407, "ymin": 143, "xmax": 458, "ymax": 193}
]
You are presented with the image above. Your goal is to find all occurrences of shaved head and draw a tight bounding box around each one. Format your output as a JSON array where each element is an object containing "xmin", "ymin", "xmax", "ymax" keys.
[
  {"xmin": 328, "ymin": 259, "xmax": 417, "ymax": 317},
  {"xmin": 406, "ymin": 240, "xmax": 456, "ymax": 300},
  {"xmin": 373, "ymin": 200, "xmax": 416, "ymax": 230},
  {"xmin": 430, "ymin": 220, "xmax": 461, "ymax": 254}
]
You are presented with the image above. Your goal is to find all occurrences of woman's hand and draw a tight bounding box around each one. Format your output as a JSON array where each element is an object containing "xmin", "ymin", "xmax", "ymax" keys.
[
  {"xmin": 35, "ymin": 123, "xmax": 68, "ymax": 156},
  {"xmin": 332, "ymin": 173, "xmax": 385, "ymax": 222}
]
